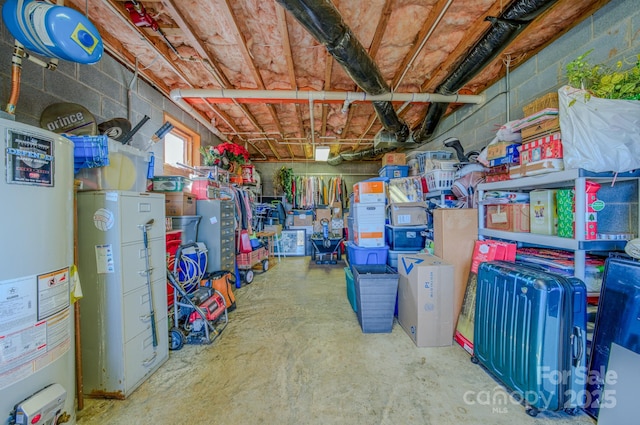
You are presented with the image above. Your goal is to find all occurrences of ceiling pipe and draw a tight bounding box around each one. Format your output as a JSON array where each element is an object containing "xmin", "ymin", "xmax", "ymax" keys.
[
  {"xmin": 413, "ymin": 0, "xmax": 559, "ymax": 143},
  {"xmin": 169, "ymin": 91, "xmax": 229, "ymax": 142},
  {"xmin": 170, "ymin": 88, "xmax": 484, "ymax": 105},
  {"xmin": 275, "ymin": 0, "xmax": 410, "ymax": 143}
]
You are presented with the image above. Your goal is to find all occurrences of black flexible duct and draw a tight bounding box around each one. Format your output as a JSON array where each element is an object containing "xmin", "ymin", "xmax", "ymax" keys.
[
  {"xmin": 413, "ymin": 0, "xmax": 559, "ymax": 143},
  {"xmin": 275, "ymin": 0, "xmax": 410, "ymax": 145}
]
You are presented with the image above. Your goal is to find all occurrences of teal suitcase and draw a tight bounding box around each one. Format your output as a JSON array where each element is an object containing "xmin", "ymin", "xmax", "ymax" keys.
[{"xmin": 472, "ymin": 261, "xmax": 587, "ymax": 417}]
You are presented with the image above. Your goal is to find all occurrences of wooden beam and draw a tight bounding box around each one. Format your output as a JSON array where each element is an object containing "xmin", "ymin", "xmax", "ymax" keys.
[
  {"xmin": 277, "ymin": 5, "xmax": 308, "ymax": 159},
  {"xmin": 102, "ymin": 0, "xmax": 192, "ymax": 85},
  {"xmin": 354, "ymin": 114, "xmax": 377, "ymax": 150},
  {"xmin": 348, "ymin": 0, "xmax": 393, "ymax": 149},
  {"xmin": 320, "ymin": 55, "xmax": 333, "ymax": 140},
  {"xmin": 267, "ymin": 104, "xmax": 295, "ymax": 158},
  {"xmin": 68, "ymin": 1, "xmax": 236, "ymax": 141},
  {"xmin": 420, "ymin": 1, "xmax": 506, "ymax": 92},
  {"xmin": 221, "ymin": 0, "xmax": 266, "ymax": 89},
  {"xmin": 142, "ymin": 27, "xmax": 183, "ymax": 37},
  {"xmin": 369, "ymin": 0, "xmax": 393, "ymax": 60},
  {"xmin": 220, "ymin": 0, "xmax": 285, "ymax": 159},
  {"xmin": 161, "ymin": 0, "xmax": 231, "ymax": 87},
  {"xmin": 391, "ymin": 0, "xmax": 452, "ymax": 90}
]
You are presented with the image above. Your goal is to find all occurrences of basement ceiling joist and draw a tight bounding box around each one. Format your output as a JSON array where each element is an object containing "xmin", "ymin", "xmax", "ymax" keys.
[{"xmin": 65, "ymin": 0, "xmax": 610, "ymax": 162}]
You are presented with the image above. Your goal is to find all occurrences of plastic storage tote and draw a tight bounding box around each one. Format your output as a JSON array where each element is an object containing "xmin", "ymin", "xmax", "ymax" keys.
[
  {"xmin": 347, "ymin": 242, "xmax": 389, "ymax": 266},
  {"xmin": 344, "ymin": 267, "xmax": 357, "ymax": 312},
  {"xmin": 387, "ymin": 249, "xmax": 420, "ymax": 270},
  {"xmin": 152, "ymin": 175, "xmax": 191, "ymax": 192},
  {"xmin": 379, "ymin": 165, "xmax": 409, "ymax": 179},
  {"xmin": 75, "ymin": 139, "xmax": 150, "ymax": 191},
  {"xmin": 352, "ymin": 264, "xmax": 398, "ymax": 333},
  {"xmin": 385, "ymin": 225, "xmax": 428, "ymax": 250}
]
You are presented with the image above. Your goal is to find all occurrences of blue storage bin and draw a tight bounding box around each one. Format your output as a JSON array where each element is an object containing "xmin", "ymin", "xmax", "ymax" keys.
[
  {"xmin": 385, "ymin": 224, "xmax": 428, "ymax": 250},
  {"xmin": 347, "ymin": 241, "xmax": 388, "ymax": 265},
  {"xmin": 352, "ymin": 264, "xmax": 398, "ymax": 333},
  {"xmin": 344, "ymin": 267, "xmax": 357, "ymax": 312},
  {"xmin": 379, "ymin": 165, "xmax": 409, "ymax": 179},
  {"xmin": 67, "ymin": 134, "xmax": 109, "ymax": 173}
]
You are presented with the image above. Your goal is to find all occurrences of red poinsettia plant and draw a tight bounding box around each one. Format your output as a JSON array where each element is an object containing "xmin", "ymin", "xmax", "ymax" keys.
[{"xmin": 200, "ymin": 142, "xmax": 250, "ymax": 169}]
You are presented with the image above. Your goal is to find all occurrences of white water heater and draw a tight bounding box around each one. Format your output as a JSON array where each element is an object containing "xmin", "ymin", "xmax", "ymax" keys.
[{"xmin": 0, "ymin": 117, "xmax": 75, "ymax": 424}]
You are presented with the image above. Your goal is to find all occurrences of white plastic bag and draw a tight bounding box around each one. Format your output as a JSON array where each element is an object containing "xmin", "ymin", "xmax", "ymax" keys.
[{"xmin": 559, "ymin": 85, "xmax": 640, "ymax": 173}]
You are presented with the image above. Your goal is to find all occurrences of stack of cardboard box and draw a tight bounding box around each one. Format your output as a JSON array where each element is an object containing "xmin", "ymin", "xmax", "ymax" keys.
[{"xmin": 352, "ymin": 181, "xmax": 386, "ymax": 247}]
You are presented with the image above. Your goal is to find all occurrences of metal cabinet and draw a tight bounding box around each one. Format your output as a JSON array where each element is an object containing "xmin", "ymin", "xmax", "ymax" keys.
[
  {"xmin": 77, "ymin": 191, "xmax": 168, "ymax": 399},
  {"xmin": 196, "ymin": 199, "xmax": 236, "ymax": 273}
]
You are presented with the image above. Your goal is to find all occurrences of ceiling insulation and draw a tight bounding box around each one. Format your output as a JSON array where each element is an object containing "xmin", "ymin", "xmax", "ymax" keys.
[{"xmin": 62, "ymin": 0, "xmax": 610, "ymax": 162}]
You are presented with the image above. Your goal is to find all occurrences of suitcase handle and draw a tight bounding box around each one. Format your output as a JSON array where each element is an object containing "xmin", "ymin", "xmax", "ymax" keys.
[{"xmin": 571, "ymin": 326, "xmax": 583, "ymax": 367}]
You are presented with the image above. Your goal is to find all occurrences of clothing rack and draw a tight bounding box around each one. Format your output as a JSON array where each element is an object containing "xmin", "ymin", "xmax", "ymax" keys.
[{"xmin": 292, "ymin": 175, "xmax": 348, "ymax": 209}]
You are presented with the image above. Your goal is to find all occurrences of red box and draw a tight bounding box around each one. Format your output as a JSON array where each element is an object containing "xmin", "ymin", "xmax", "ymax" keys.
[
  {"xmin": 519, "ymin": 132, "xmax": 563, "ymax": 165},
  {"xmin": 470, "ymin": 240, "xmax": 517, "ymax": 274}
]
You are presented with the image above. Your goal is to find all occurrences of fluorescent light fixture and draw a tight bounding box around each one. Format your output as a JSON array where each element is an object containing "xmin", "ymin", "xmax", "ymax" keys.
[{"xmin": 314, "ymin": 146, "xmax": 330, "ymax": 161}]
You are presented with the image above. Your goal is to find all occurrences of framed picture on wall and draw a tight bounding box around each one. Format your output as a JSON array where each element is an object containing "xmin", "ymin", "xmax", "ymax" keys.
[{"xmin": 276, "ymin": 229, "xmax": 307, "ymax": 256}]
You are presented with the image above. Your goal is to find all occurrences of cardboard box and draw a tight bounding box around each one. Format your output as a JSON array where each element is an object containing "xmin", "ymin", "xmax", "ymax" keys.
[
  {"xmin": 353, "ymin": 181, "xmax": 386, "ymax": 204},
  {"xmin": 521, "ymin": 117, "xmax": 560, "ymax": 140},
  {"xmin": 509, "ymin": 158, "xmax": 564, "ymax": 179},
  {"xmin": 486, "ymin": 204, "xmax": 530, "ymax": 232},
  {"xmin": 397, "ymin": 253, "xmax": 455, "ymax": 347},
  {"xmin": 315, "ymin": 207, "xmax": 331, "ymax": 223},
  {"xmin": 382, "ymin": 152, "xmax": 406, "ymax": 166},
  {"xmin": 530, "ymin": 190, "xmax": 558, "ymax": 235},
  {"xmin": 556, "ymin": 181, "xmax": 601, "ymax": 239},
  {"xmin": 486, "ymin": 141, "xmax": 519, "ymax": 161},
  {"xmin": 469, "ymin": 239, "xmax": 516, "ymax": 274},
  {"xmin": 433, "ymin": 209, "xmax": 477, "ymax": 334},
  {"xmin": 353, "ymin": 224, "xmax": 385, "ymax": 247},
  {"xmin": 522, "ymin": 92, "xmax": 559, "ymax": 116},
  {"xmin": 293, "ymin": 210, "xmax": 313, "ymax": 227},
  {"xmin": 331, "ymin": 201, "xmax": 343, "ymax": 219},
  {"xmin": 520, "ymin": 132, "xmax": 563, "ymax": 165},
  {"xmin": 165, "ymin": 192, "xmax": 196, "ymax": 216},
  {"xmin": 488, "ymin": 144, "xmax": 520, "ymax": 167},
  {"xmin": 263, "ymin": 224, "xmax": 282, "ymax": 236},
  {"xmin": 389, "ymin": 202, "xmax": 428, "ymax": 226}
]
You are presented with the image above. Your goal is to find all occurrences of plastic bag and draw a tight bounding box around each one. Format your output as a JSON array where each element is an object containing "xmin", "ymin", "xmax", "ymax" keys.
[
  {"xmin": 559, "ymin": 86, "xmax": 640, "ymax": 173},
  {"xmin": 477, "ymin": 120, "xmax": 522, "ymax": 167}
]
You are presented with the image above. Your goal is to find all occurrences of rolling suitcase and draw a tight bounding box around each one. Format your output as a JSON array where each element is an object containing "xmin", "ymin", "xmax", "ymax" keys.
[
  {"xmin": 585, "ymin": 255, "xmax": 640, "ymax": 419},
  {"xmin": 472, "ymin": 261, "xmax": 587, "ymax": 417}
]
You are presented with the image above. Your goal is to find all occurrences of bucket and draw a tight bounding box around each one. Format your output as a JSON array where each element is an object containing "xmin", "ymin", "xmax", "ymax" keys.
[{"xmin": 171, "ymin": 215, "xmax": 201, "ymax": 244}]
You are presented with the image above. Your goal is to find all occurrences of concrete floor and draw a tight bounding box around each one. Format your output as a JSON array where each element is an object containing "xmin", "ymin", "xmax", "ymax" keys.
[{"xmin": 76, "ymin": 257, "xmax": 596, "ymax": 425}]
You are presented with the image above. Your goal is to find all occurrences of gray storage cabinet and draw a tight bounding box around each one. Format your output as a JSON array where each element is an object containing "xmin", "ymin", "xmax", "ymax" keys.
[
  {"xmin": 77, "ymin": 191, "xmax": 168, "ymax": 398},
  {"xmin": 196, "ymin": 199, "xmax": 236, "ymax": 273}
]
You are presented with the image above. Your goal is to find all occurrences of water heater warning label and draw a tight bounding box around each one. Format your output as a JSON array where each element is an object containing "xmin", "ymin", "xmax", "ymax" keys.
[{"xmin": 0, "ymin": 270, "xmax": 71, "ymax": 390}]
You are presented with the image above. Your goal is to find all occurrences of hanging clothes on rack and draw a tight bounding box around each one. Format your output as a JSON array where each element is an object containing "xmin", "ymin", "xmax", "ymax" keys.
[{"xmin": 289, "ymin": 174, "xmax": 350, "ymax": 209}]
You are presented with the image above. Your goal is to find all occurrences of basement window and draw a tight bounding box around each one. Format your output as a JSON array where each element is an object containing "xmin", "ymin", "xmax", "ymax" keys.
[{"xmin": 163, "ymin": 113, "xmax": 200, "ymax": 176}]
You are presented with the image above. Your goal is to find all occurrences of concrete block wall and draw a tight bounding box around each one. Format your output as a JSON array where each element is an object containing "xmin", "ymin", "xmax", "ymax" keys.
[
  {"xmin": 0, "ymin": 1, "xmax": 220, "ymax": 174},
  {"xmin": 415, "ymin": 0, "xmax": 640, "ymax": 157}
]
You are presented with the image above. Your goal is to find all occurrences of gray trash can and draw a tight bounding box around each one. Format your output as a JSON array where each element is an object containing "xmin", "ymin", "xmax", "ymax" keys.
[{"xmin": 171, "ymin": 215, "xmax": 201, "ymax": 244}]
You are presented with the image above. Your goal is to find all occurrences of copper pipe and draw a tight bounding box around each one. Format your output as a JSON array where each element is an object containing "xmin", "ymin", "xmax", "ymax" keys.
[{"xmin": 5, "ymin": 41, "xmax": 24, "ymax": 115}]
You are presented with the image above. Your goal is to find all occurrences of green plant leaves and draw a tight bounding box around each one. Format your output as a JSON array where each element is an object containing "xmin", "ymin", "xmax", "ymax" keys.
[{"xmin": 566, "ymin": 50, "xmax": 640, "ymax": 100}]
